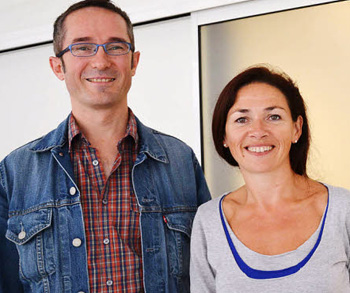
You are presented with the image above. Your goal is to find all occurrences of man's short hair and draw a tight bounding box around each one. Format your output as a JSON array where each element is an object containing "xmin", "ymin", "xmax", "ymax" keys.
[{"xmin": 53, "ymin": 0, "xmax": 134, "ymax": 56}]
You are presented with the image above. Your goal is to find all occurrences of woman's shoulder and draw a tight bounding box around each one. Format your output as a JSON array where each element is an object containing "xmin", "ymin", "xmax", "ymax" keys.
[
  {"xmin": 324, "ymin": 182, "xmax": 350, "ymax": 200},
  {"xmin": 192, "ymin": 194, "xmax": 229, "ymax": 239},
  {"xmin": 322, "ymin": 182, "xmax": 350, "ymax": 216},
  {"xmin": 195, "ymin": 193, "xmax": 227, "ymax": 220},
  {"xmin": 198, "ymin": 194, "xmax": 225, "ymax": 211}
]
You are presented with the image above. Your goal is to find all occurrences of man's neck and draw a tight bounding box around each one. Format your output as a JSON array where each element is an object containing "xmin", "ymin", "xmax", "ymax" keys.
[
  {"xmin": 72, "ymin": 105, "xmax": 129, "ymax": 146},
  {"xmin": 71, "ymin": 105, "xmax": 130, "ymax": 178}
]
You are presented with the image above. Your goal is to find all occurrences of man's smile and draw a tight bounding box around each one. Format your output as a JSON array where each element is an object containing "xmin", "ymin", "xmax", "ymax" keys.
[{"xmin": 86, "ymin": 78, "xmax": 116, "ymax": 83}]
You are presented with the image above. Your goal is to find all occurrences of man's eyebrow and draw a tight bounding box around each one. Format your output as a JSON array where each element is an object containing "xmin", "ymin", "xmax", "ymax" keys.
[
  {"xmin": 108, "ymin": 37, "xmax": 128, "ymax": 43},
  {"xmin": 71, "ymin": 37, "xmax": 92, "ymax": 43},
  {"xmin": 71, "ymin": 37, "xmax": 128, "ymax": 43}
]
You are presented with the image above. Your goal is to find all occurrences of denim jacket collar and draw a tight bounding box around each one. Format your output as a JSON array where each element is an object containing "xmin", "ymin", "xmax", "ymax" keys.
[{"xmin": 29, "ymin": 114, "xmax": 169, "ymax": 164}]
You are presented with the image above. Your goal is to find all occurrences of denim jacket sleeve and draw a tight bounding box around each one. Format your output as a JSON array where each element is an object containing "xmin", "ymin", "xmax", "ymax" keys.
[
  {"xmin": 134, "ymin": 121, "xmax": 212, "ymax": 292},
  {"xmin": 0, "ymin": 162, "xmax": 24, "ymax": 293},
  {"xmin": 191, "ymin": 150, "xmax": 211, "ymax": 206}
]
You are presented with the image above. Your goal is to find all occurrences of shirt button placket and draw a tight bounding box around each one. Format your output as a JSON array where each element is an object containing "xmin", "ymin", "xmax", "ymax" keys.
[{"xmin": 106, "ymin": 280, "xmax": 113, "ymax": 286}]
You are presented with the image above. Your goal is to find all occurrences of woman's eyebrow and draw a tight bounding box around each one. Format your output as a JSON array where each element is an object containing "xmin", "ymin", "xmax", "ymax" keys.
[{"xmin": 265, "ymin": 106, "xmax": 287, "ymax": 112}]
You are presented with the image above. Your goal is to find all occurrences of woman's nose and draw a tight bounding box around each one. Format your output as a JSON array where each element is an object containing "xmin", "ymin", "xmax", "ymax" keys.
[{"xmin": 248, "ymin": 119, "xmax": 268, "ymax": 139}]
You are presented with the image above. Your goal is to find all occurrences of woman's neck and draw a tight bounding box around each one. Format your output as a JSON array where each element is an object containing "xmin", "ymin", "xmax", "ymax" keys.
[{"xmin": 240, "ymin": 167, "xmax": 308, "ymax": 208}]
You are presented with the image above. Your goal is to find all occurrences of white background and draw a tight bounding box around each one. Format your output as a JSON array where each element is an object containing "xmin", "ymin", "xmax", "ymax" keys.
[{"xmin": 1, "ymin": 0, "xmax": 347, "ymax": 191}]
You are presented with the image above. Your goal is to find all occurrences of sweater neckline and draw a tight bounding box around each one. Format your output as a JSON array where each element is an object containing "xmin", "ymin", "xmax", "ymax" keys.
[{"xmin": 219, "ymin": 188, "xmax": 329, "ymax": 279}]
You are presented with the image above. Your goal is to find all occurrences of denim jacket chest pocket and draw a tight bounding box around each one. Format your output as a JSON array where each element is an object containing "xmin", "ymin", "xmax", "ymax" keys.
[
  {"xmin": 163, "ymin": 211, "xmax": 195, "ymax": 279},
  {"xmin": 5, "ymin": 208, "xmax": 56, "ymax": 283}
]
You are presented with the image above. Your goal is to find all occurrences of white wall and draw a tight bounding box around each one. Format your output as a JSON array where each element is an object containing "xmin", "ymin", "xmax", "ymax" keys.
[
  {"xmin": 0, "ymin": 0, "xmax": 251, "ymax": 161},
  {"xmin": 0, "ymin": 15, "xmax": 200, "ymax": 160},
  {"xmin": 0, "ymin": 0, "xmax": 248, "ymax": 51},
  {"xmin": 0, "ymin": 44, "xmax": 71, "ymax": 157},
  {"xmin": 1, "ymin": 0, "xmax": 346, "ymax": 189},
  {"xmin": 129, "ymin": 17, "xmax": 202, "ymax": 155}
]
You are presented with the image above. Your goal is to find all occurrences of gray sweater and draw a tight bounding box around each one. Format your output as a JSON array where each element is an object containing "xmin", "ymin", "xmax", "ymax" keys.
[{"xmin": 190, "ymin": 184, "xmax": 350, "ymax": 292}]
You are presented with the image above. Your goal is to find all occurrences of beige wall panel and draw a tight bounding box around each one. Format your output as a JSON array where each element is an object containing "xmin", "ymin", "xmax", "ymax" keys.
[{"xmin": 201, "ymin": 1, "xmax": 350, "ymax": 196}]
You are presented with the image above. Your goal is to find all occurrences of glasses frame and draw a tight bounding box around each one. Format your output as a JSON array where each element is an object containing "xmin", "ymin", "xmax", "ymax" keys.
[{"xmin": 56, "ymin": 41, "xmax": 134, "ymax": 58}]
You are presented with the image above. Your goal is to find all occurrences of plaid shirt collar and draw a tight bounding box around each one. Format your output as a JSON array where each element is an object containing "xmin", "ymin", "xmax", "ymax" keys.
[{"xmin": 68, "ymin": 109, "xmax": 139, "ymax": 152}]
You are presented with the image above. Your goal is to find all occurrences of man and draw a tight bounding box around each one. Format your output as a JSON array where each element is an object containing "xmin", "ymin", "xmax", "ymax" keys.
[{"xmin": 0, "ymin": 1, "xmax": 211, "ymax": 292}]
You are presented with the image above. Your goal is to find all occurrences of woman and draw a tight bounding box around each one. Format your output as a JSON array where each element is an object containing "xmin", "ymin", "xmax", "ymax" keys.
[{"xmin": 190, "ymin": 65, "xmax": 350, "ymax": 292}]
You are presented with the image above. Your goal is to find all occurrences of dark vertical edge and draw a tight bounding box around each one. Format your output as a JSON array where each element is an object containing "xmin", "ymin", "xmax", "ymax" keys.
[{"xmin": 197, "ymin": 23, "xmax": 206, "ymax": 174}]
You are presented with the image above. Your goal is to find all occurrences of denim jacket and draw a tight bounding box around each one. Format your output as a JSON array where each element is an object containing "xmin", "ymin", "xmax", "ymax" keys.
[{"xmin": 0, "ymin": 115, "xmax": 211, "ymax": 293}]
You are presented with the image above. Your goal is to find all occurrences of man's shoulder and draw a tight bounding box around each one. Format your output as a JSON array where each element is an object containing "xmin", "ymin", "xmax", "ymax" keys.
[
  {"xmin": 0, "ymin": 136, "xmax": 46, "ymax": 181},
  {"xmin": 2, "ymin": 136, "xmax": 44, "ymax": 161},
  {"xmin": 149, "ymin": 127, "xmax": 190, "ymax": 146},
  {"xmin": 137, "ymin": 119, "xmax": 194, "ymax": 154},
  {"xmin": 1, "ymin": 117, "xmax": 68, "ymax": 165}
]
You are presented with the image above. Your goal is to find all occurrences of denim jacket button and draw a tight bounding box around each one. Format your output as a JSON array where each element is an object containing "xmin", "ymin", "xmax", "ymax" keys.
[
  {"xmin": 59, "ymin": 152, "xmax": 64, "ymax": 157},
  {"xmin": 69, "ymin": 187, "xmax": 77, "ymax": 195},
  {"xmin": 18, "ymin": 231, "xmax": 26, "ymax": 240},
  {"xmin": 72, "ymin": 238, "xmax": 82, "ymax": 247}
]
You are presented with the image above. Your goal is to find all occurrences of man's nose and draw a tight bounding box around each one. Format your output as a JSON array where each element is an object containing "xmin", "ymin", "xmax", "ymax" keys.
[{"xmin": 90, "ymin": 46, "xmax": 111, "ymax": 69}]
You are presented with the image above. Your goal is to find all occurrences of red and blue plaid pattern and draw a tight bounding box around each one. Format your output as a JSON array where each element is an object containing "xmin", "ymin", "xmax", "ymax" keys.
[{"xmin": 69, "ymin": 111, "xmax": 143, "ymax": 292}]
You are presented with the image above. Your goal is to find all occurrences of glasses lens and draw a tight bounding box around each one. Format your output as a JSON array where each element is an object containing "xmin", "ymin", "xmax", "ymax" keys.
[
  {"xmin": 105, "ymin": 42, "xmax": 130, "ymax": 55},
  {"xmin": 71, "ymin": 43, "xmax": 96, "ymax": 56}
]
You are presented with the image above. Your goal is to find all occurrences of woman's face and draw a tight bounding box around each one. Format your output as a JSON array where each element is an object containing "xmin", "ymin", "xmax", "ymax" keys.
[{"xmin": 224, "ymin": 82, "xmax": 302, "ymax": 175}]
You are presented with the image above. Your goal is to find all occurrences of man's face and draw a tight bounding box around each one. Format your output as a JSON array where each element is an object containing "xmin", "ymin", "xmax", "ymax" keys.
[{"xmin": 50, "ymin": 7, "xmax": 139, "ymax": 112}]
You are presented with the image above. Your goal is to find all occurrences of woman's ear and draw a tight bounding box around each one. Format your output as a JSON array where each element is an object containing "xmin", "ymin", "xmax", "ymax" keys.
[{"xmin": 293, "ymin": 115, "xmax": 303, "ymax": 143}]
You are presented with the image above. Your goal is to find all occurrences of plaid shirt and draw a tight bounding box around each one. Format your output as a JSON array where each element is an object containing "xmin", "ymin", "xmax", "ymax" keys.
[{"xmin": 68, "ymin": 111, "xmax": 143, "ymax": 292}]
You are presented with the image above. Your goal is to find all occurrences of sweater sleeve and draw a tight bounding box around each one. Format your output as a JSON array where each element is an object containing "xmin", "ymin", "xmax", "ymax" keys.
[
  {"xmin": 190, "ymin": 206, "xmax": 216, "ymax": 293},
  {"xmin": 343, "ymin": 188, "xmax": 350, "ymax": 278}
]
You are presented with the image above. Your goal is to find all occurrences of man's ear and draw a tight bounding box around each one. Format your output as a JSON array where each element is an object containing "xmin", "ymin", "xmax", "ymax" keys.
[
  {"xmin": 131, "ymin": 51, "xmax": 140, "ymax": 76},
  {"xmin": 49, "ymin": 56, "xmax": 65, "ymax": 80}
]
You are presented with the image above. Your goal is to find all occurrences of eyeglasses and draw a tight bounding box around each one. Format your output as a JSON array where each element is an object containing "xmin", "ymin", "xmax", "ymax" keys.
[{"xmin": 56, "ymin": 41, "xmax": 134, "ymax": 58}]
